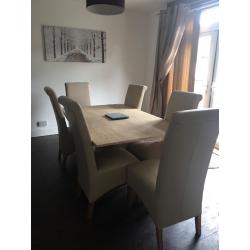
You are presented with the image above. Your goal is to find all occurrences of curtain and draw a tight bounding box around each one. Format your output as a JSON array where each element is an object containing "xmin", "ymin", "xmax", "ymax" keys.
[
  {"xmin": 166, "ymin": 10, "xmax": 201, "ymax": 103},
  {"xmin": 150, "ymin": 0, "xmax": 219, "ymax": 117},
  {"xmin": 150, "ymin": 4, "xmax": 189, "ymax": 117}
]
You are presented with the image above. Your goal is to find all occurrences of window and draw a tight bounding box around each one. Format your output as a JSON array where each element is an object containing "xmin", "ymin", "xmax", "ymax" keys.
[{"xmin": 194, "ymin": 6, "xmax": 219, "ymax": 108}]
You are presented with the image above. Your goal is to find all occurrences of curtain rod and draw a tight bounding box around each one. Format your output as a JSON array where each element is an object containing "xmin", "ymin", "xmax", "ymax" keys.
[
  {"xmin": 156, "ymin": 0, "xmax": 218, "ymax": 15},
  {"xmin": 167, "ymin": 0, "xmax": 219, "ymax": 8}
]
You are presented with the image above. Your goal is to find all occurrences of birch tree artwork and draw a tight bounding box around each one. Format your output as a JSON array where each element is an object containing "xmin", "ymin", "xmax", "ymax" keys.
[{"xmin": 43, "ymin": 25, "xmax": 106, "ymax": 63}]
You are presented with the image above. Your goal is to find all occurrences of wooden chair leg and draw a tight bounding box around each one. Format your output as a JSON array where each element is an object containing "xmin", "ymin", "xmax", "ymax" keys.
[
  {"xmin": 58, "ymin": 149, "xmax": 61, "ymax": 161},
  {"xmin": 62, "ymin": 155, "xmax": 68, "ymax": 166},
  {"xmin": 127, "ymin": 186, "xmax": 137, "ymax": 208},
  {"xmin": 195, "ymin": 215, "xmax": 201, "ymax": 237},
  {"xmin": 87, "ymin": 202, "xmax": 95, "ymax": 220},
  {"xmin": 156, "ymin": 226, "xmax": 163, "ymax": 250}
]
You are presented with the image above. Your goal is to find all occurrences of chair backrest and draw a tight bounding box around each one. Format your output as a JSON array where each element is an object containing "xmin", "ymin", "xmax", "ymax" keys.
[
  {"xmin": 155, "ymin": 109, "xmax": 219, "ymax": 227},
  {"xmin": 124, "ymin": 84, "xmax": 148, "ymax": 109},
  {"xmin": 65, "ymin": 82, "xmax": 91, "ymax": 107},
  {"xmin": 44, "ymin": 86, "xmax": 67, "ymax": 135},
  {"xmin": 58, "ymin": 96, "xmax": 97, "ymax": 199},
  {"xmin": 165, "ymin": 91, "xmax": 202, "ymax": 121}
]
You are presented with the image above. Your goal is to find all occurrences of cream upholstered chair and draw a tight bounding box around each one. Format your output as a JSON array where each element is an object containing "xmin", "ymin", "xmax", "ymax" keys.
[
  {"xmin": 124, "ymin": 84, "xmax": 148, "ymax": 110},
  {"xmin": 65, "ymin": 82, "xmax": 91, "ymax": 107},
  {"xmin": 127, "ymin": 109, "xmax": 219, "ymax": 250},
  {"xmin": 58, "ymin": 96, "xmax": 139, "ymax": 219},
  {"xmin": 44, "ymin": 87, "xmax": 74, "ymax": 166},
  {"xmin": 127, "ymin": 91, "xmax": 202, "ymax": 160},
  {"xmin": 164, "ymin": 90, "xmax": 202, "ymax": 121}
]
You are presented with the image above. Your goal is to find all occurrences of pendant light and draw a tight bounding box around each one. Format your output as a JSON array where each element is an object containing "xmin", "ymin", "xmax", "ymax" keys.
[{"xmin": 86, "ymin": 0, "xmax": 125, "ymax": 15}]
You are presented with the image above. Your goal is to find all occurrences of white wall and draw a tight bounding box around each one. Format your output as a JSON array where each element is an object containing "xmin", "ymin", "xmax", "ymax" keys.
[
  {"xmin": 143, "ymin": 13, "xmax": 159, "ymax": 113},
  {"xmin": 31, "ymin": 0, "xmax": 159, "ymax": 137}
]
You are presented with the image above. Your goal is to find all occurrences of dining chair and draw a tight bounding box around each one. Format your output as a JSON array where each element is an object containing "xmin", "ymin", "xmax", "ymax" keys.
[
  {"xmin": 164, "ymin": 90, "xmax": 203, "ymax": 121},
  {"xmin": 127, "ymin": 91, "xmax": 202, "ymax": 160},
  {"xmin": 127, "ymin": 108, "xmax": 219, "ymax": 250},
  {"xmin": 44, "ymin": 86, "xmax": 74, "ymax": 166},
  {"xmin": 58, "ymin": 96, "xmax": 139, "ymax": 219},
  {"xmin": 124, "ymin": 84, "xmax": 148, "ymax": 110},
  {"xmin": 65, "ymin": 82, "xmax": 91, "ymax": 107}
]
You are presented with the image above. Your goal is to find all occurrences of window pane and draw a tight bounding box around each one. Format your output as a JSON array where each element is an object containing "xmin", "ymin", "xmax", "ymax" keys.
[
  {"xmin": 195, "ymin": 35, "xmax": 212, "ymax": 81},
  {"xmin": 194, "ymin": 34, "xmax": 212, "ymax": 108},
  {"xmin": 200, "ymin": 6, "xmax": 219, "ymax": 29}
]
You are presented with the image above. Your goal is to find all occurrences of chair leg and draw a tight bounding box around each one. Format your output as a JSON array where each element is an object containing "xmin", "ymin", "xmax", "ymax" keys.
[
  {"xmin": 58, "ymin": 149, "xmax": 61, "ymax": 161},
  {"xmin": 195, "ymin": 215, "xmax": 201, "ymax": 237},
  {"xmin": 127, "ymin": 186, "xmax": 137, "ymax": 208},
  {"xmin": 87, "ymin": 202, "xmax": 95, "ymax": 220},
  {"xmin": 62, "ymin": 154, "xmax": 68, "ymax": 166},
  {"xmin": 156, "ymin": 226, "xmax": 163, "ymax": 250}
]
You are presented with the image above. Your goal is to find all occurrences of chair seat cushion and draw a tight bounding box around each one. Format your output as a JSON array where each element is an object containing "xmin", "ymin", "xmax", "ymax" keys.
[
  {"xmin": 127, "ymin": 159, "xmax": 160, "ymax": 207},
  {"xmin": 127, "ymin": 139, "xmax": 162, "ymax": 160}
]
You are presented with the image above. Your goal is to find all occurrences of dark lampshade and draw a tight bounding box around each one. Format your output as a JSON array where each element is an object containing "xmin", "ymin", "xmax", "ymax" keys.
[{"xmin": 86, "ymin": 0, "xmax": 125, "ymax": 15}]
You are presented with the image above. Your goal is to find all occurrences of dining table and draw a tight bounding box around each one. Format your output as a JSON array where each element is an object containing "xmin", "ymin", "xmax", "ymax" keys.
[{"xmin": 81, "ymin": 104, "xmax": 168, "ymax": 148}]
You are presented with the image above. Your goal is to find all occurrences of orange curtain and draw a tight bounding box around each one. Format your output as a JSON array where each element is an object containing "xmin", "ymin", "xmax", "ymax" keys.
[{"xmin": 166, "ymin": 10, "xmax": 201, "ymax": 104}]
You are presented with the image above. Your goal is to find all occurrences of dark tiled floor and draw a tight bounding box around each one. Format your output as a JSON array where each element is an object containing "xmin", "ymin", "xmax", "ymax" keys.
[{"xmin": 32, "ymin": 135, "xmax": 219, "ymax": 250}]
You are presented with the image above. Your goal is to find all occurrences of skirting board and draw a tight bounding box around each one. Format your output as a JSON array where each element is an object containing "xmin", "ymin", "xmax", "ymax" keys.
[{"xmin": 32, "ymin": 127, "xmax": 58, "ymax": 137}]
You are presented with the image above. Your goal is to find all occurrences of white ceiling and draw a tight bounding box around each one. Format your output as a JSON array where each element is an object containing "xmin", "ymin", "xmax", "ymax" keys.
[{"xmin": 125, "ymin": 0, "xmax": 169, "ymax": 13}]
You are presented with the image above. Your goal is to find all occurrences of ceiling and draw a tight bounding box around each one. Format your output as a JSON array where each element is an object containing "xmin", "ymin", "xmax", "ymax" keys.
[
  {"xmin": 80, "ymin": 0, "xmax": 170, "ymax": 14},
  {"xmin": 125, "ymin": 0, "xmax": 169, "ymax": 13}
]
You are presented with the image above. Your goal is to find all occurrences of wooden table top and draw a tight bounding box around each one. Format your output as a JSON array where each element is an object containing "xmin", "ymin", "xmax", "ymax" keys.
[{"xmin": 82, "ymin": 104, "xmax": 168, "ymax": 148}]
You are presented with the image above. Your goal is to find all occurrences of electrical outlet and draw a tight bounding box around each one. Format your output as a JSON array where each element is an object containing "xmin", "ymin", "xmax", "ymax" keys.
[{"xmin": 37, "ymin": 121, "xmax": 47, "ymax": 127}]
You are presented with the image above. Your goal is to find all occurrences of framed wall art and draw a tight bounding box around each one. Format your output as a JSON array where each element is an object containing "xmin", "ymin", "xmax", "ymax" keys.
[{"xmin": 43, "ymin": 25, "xmax": 106, "ymax": 63}]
